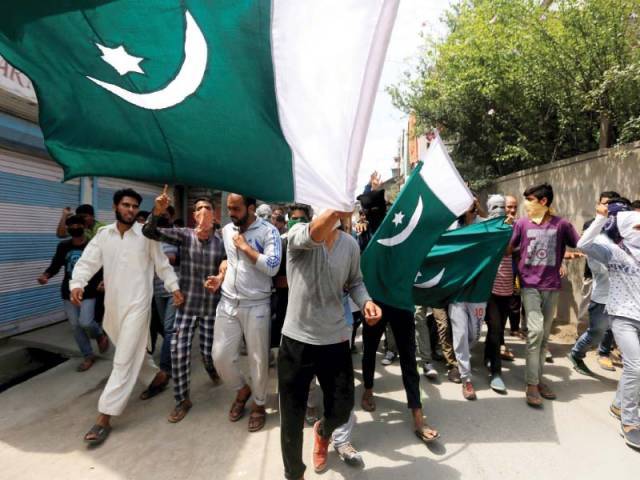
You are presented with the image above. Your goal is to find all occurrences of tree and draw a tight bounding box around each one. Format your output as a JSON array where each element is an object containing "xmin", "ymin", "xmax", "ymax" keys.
[{"xmin": 390, "ymin": 0, "xmax": 640, "ymax": 188}]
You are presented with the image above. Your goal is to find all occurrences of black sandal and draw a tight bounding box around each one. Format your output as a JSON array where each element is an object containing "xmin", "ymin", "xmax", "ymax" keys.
[
  {"xmin": 139, "ymin": 375, "xmax": 170, "ymax": 400},
  {"xmin": 84, "ymin": 424, "xmax": 112, "ymax": 447}
]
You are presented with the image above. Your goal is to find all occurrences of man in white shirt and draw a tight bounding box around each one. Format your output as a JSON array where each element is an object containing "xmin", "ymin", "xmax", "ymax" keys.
[{"xmin": 70, "ymin": 188, "xmax": 183, "ymax": 447}]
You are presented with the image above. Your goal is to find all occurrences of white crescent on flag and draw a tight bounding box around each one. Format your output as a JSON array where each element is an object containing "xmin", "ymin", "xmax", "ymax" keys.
[
  {"xmin": 377, "ymin": 197, "xmax": 423, "ymax": 247},
  {"xmin": 414, "ymin": 268, "xmax": 445, "ymax": 289}
]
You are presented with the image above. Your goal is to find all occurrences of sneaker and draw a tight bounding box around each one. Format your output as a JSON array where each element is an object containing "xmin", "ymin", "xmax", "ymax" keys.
[
  {"xmin": 335, "ymin": 442, "xmax": 364, "ymax": 467},
  {"xmin": 489, "ymin": 374, "xmax": 507, "ymax": 393},
  {"xmin": 610, "ymin": 404, "xmax": 622, "ymax": 421},
  {"xmin": 423, "ymin": 362, "xmax": 438, "ymax": 380},
  {"xmin": 598, "ymin": 355, "xmax": 615, "ymax": 372},
  {"xmin": 567, "ymin": 353, "xmax": 594, "ymax": 376},
  {"xmin": 313, "ymin": 421, "xmax": 330, "ymax": 473},
  {"xmin": 620, "ymin": 425, "xmax": 640, "ymax": 449},
  {"xmin": 462, "ymin": 381, "xmax": 477, "ymax": 400},
  {"xmin": 447, "ymin": 366, "xmax": 462, "ymax": 384},
  {"xmin": 381, "ymin": 351, "xmax": 396, "ymax": 366}
]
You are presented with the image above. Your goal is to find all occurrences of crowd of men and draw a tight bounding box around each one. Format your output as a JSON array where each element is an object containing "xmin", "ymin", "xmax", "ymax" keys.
[{"xmin": 39, "ymin": 178, "xmax": 640, "ymax": 479}]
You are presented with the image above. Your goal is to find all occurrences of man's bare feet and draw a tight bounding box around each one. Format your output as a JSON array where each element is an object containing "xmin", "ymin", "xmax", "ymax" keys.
[{"xmin": 412, "ymin": 408, "xmax": 440, "ymax": 443}]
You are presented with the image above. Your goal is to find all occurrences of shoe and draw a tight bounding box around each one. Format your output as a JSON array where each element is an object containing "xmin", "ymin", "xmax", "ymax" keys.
[
  {"xmin": 620, "ymin": 425, "xmax": 640, "ymax": 449},
  {"xmin": 610, "ymin": 403, "xmax": 622, "ymax": 421},
  {"xmin": 305, "ymin": 407, "xmax": 320, "ymax": 426},
  {"xmin": 545, "ymin": 350, "xmax": 554, "ymax": 363},
  {"xmin": 500, "ymin": 346, "xmax": 515, "ymax": 361},
  {"xmin": 490, "ymin": 374, "xmax": 507, "ymax": 393},
  {"xmin": 97, "ymin": 335, "xmax": 109, "ymax": 354},
  {"xmin": 526, "ymin": 387, "xmax": 543, "ymax": 407},
  {"xmin": 462, "ymin": 381, "xmax": 477, "ymax": 400},
  {"xmin": 447, "ymin": 366, "xmax": 462, "ymax": 384},
  {"xmin": 167, "ymin": 399, "xmax": 192, "ymax": 423},
  {"xmin": 598, "ymin": 355, "xmax": 615, "ymax": 372},
  {"xmin": 423, "ymin": 362, "xmax": 438, "ymax": 380},
  {"xmin": 567, "ymin": 353, "xmax": 594, "ymax": 376},
  {"xmin": 313, "ymin": 421, "xmax": 330, "ymax": 473},
  {"xmin": 76, "ymin": 357, "xmax": 96, "ymax": 372},
  {"xmin": 335, "ymin": 442, "xmax": 364, "ymax": 467},
  {"xmin": 381, "ymin": 351, "xmax": 396, "ymax": 366}
]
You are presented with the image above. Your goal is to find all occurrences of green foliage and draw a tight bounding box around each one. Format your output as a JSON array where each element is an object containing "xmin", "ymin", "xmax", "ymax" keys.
[{"xmin": 390, "ymin": 0, "xmax": 640, "ymax": 187}]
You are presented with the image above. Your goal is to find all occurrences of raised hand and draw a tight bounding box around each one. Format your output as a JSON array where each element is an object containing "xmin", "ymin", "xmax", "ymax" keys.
[
  {"xmin": 596, "ymin": 203, "xmax": 608, "ymax": 217},
  {"xmin": 370, "ymin": 171, "xmax": 382, "ymax": 190},
  {"xmin": 153, "ymin": 184, "xmax": 171, "ymax": 215}
]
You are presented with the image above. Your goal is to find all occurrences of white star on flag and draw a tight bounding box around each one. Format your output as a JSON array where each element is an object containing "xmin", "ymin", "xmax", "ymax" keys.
[
  {"xmin": 392, "ymin": 211, "xmax": 405, "ymax": 227},
  {"xmin": 96, "ymin": 44, "xmax": 144, "ymax": 76}
]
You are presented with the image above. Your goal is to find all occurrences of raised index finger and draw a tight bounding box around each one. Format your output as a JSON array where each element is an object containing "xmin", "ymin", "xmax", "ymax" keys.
[{"xmin": 163, "ymin": 184, "xmax": 169, "ymax": 195}]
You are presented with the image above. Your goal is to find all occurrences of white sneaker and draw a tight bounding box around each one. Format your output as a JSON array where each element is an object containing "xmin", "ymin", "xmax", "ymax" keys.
[
  {"xmin": 381, "ymin": 351, "xmax": 396, "ymax": 365},
  {"xmin": 423, "ymin": 362, "xmax": 438, "ymax": 380}
]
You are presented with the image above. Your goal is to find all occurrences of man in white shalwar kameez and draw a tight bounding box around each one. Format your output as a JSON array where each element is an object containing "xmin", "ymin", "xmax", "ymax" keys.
[{"xmin": 70, "ymin": 188, "xmax": 183, "ymax": 447}]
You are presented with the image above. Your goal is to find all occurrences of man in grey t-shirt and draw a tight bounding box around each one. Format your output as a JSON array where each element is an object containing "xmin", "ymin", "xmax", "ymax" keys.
[{"xmin": 278, "ymin": 209, "xmax": 382, "ymax": 480}]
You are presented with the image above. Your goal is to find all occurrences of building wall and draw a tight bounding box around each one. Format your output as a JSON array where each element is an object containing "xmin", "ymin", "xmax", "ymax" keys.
[{"xmin": 481, "ymin": 141, "xmax": 640, "ymax": 328}]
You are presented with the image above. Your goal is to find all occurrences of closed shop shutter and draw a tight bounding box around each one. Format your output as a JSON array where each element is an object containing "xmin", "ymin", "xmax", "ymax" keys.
[
  {"xmin": 0, "ymin": 148, "xmax": 80, "ymax": 337},
  {"xmin": 95, "ymin": 178, "xmax": 164, "ymax": 224}
]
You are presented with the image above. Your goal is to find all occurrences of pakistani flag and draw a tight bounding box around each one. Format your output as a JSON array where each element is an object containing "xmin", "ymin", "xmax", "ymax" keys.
[
  {"xmin": 412, "ymin": 217, "xmax": 513, "ymax": 308},
  {"xmin": 361, "ymin": 136, "xmax": 473, "ymax": 310},
  {"xmin": 0, "ymin": 0, "xmax": 399, "ymax": 210}
]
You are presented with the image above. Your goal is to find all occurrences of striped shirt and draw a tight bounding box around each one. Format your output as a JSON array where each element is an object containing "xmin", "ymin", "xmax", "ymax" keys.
[
  {"xmin": 492, "ymin": 255, "xmax": 514, "ymax": 296},
  {"xmin": 143, "ymin": 216, "xmax": 226, "ymax": 318}
]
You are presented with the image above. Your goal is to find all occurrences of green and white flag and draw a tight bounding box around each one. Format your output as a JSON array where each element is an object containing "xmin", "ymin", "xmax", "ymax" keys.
[
  {"xmin": 0, "ymin": 0, "xmax": 399, "ymax": 210},
  {"xmin": 361, "ymin": 136, "xmax": 473, "ymax": 310},
  {"xmin": 412, "ymin": 217, "xmax": 513, "ymax": 308}
]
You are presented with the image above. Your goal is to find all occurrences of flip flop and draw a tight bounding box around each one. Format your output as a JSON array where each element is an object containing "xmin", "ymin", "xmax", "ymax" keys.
[
  {"xmin": 415, "ymin": 426, "xmax": 440, "ymax": 444},
  {"xmin": 84, "ymin": 424, "xmax": 111, "ymax": 447}
]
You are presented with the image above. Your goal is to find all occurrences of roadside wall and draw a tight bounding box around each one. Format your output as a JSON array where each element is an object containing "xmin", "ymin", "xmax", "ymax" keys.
[{"xmin": 481, "ymin": 141, "xmax": 640, "ymax": 331}]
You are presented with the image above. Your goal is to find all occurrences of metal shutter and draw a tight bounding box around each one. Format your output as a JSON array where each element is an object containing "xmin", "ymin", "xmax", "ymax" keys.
[{"xmin": 0, "ymin": 148, "xmax": 80, "ymax": 337}]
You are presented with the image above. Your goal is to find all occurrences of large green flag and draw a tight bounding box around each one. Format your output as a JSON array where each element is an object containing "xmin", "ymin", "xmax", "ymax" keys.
[
  {"xmin": 361, "ymin": 136, "xmax": 473, "ymax": 310},
  {"xmin": 0, "ymin": 0, "xmax": 400, "ymax": 210},
  {"xmin": 412, "ymin": 217, "xmax": 513, "ymax": 308}
]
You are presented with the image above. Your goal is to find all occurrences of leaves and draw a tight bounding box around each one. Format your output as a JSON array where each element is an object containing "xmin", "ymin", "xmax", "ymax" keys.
[{"xmin": 391, "ymin": 0, "xmax": 640, "ymax": 188}]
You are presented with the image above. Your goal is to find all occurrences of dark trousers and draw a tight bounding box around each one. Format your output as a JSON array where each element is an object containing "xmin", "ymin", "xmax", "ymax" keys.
[
  {"xmin": 278, "ymin": 335, "xmax": 354, "ymax": 480},
  {"xmin": 351, "ymin": 311, "xmax": 363, "ymax": 346},
  {"xmin": 362, "ymin": 301, "xmax": 422, "ymax": 409},
  {"xmin": 486, "ymin": 294, "xmax": 511, "ymax": 374},
  {"xmin": 508, "ymin": 294, "xmax": 522, "ymax": 333}
]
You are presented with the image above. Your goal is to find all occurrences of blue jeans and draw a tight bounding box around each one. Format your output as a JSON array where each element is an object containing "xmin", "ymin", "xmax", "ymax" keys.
[
  {"xmin": 571, "ymin": 302, "xmax": 612, "ymax": 359},
  {"xmin": 63, "ymin": 299, "xmax": 102, "ymax": 358},
  {"xmin": 154, "ymin": 294, "xmax": 177, "ymax": 374}
]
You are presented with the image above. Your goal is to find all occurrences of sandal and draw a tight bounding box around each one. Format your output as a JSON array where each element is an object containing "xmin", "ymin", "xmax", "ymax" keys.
[
  {"xmin": 139, "ymin": 373, "xmax": 170, "ymax": 400},
  {"xmin": 415, "ymin": 425, "xmax": 440, "ymax": 444},
  {"xmin": 168, "ymin": 400, "xmax": 192, "ymax": 423},
  {"xmin": 361, "ymin": 391, "xmax": 376, "ymax": 412},
  {"xmin": 77, "ymin": 357, "xmax": 95, "ymax": 372},
  {"xmin": 538, "ymin": 382, "xmax": 556, "ymax": 400},
  {"xmin": 84, "ymin": 424, "xmax": 111, "ymax": 447},
  {"xmin": 500, "ymin": 347, "xmax": 515, "ymax": 361},
  {"xmin": 248, "ymin": 407, "xmax": 267, "ymax": 432},
  {"xmin": 229, "ymin": 390, "xmax": 251, "ymax": 422}
]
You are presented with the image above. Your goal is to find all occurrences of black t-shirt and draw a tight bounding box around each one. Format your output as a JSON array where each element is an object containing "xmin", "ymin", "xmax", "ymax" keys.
[{"xmin": 45, "ymin": 239, "xmax": 102, "ymax": 300}]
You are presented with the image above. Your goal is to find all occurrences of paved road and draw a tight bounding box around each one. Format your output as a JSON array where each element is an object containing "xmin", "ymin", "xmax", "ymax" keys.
[{"xmin": 0, "ymin": 325, "xmax": 637, "ymax": 480}]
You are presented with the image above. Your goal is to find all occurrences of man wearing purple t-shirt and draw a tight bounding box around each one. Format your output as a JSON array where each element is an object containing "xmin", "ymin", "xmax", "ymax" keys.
[{"xmin": 509, "ymin": 183, "xmax": 579, "ymax": 407}]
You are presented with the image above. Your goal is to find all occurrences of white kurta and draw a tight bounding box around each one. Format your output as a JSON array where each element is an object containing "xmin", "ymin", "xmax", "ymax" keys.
[{"xmin": 70, "ymin": 222, "xmax": 179, "ymax": 416}]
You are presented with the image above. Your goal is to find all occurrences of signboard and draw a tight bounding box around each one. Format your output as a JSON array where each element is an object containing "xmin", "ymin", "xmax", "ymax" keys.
[{"xmin": 0, "ymin": 55, "xmax": 37, "ymax": 103}]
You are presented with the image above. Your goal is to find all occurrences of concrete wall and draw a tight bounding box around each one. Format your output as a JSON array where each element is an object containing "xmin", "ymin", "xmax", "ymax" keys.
[{"xmin": 481, "ymin": 141, "xmax": 640, "ymax": 330}]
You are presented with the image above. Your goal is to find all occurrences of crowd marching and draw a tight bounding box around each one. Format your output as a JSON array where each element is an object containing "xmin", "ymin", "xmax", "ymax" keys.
[{"xmin": 38, "ymin": 175, "xmax": 640, "ymax": 479}]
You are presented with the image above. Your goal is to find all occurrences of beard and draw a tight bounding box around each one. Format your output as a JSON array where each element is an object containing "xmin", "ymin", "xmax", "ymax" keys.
[
  {"xmin": 230, "ymin": 211, "xmax": 250, "ymax": 227},
  {"xmin": 116, "ymin": 210, "xmax": 136, "ymax": 225}
]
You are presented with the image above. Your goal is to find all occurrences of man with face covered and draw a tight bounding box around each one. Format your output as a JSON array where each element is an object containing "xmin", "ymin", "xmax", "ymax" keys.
[
  {"xmin": 142, "ymin": 186, "xmax": 227, "ymax": 423},
  {"xmin": 578, "ymin": 205, "xmax": 640, "ymax": 449},
  {"xmin": 38, "ymin": 214, "xmax": 108, "ymax": 372},
  {"xmin": 209, "ymin": 193, "xmax": 281, "ymax": 433},
  {"xmin": 70, "ymin": 188, "xmax": 183, "ymax": 446}
]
